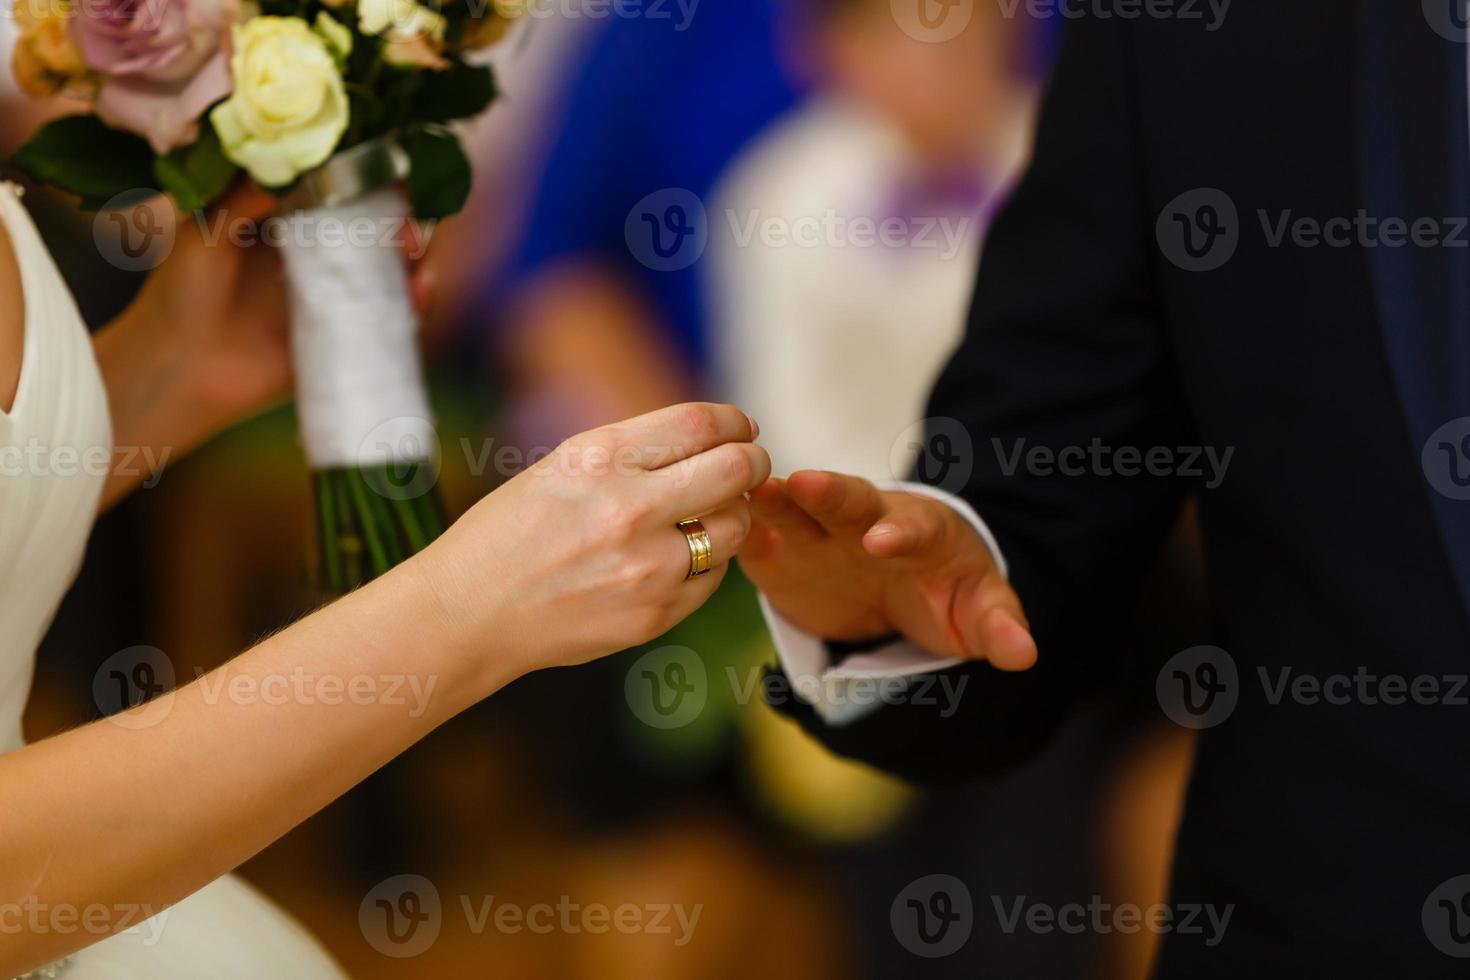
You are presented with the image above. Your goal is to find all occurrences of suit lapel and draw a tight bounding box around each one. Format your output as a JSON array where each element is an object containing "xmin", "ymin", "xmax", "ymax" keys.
[{"xmin": 1358, "ymin": 0, "xmax": 1470, "ymax": 609}]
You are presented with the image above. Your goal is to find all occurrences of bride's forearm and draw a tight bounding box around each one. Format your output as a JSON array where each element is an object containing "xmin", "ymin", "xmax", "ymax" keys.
[{"xmin": 0, "ymin": 557, "xmax": 521, "ymax": 975}]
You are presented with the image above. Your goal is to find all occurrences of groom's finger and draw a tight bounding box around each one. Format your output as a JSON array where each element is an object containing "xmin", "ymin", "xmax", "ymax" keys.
[
  {"xmin": 617, "ymin": 403, "xmax": 758, "ymax": 467},
  {"xmin": 749, "ymin": 478, "xmax": 826, "ymax": 545},
  {"xmin": 786, "ymin": 470, "xmax": 886, "ymax": 537},
  {"xmin": 955, "ymin": 573, "xmax": 1036, "ymax": 669},
  {"xmin": 861, "ymin": 502, "xmax": 946, "ymax": 561},
  {"xmin": 861, "ymin": 493, "xmax": 978, "ymax": 566}
]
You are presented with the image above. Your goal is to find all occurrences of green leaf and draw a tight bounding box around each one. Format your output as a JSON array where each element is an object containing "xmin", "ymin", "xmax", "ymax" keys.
[
  {"xmin": 410, "ymin": 62, "xmax": 497, "ymax": 124},
  {"xmin": 401, "ymin": 128, "xmax": 472, "ymax": 220},
  {"xmin": 153, "ymin": 123, "xmax": 238, "ymax": 212},
  {"xmin": 6, "ymin": 115, "xmax": 159, "ymax": 209}
]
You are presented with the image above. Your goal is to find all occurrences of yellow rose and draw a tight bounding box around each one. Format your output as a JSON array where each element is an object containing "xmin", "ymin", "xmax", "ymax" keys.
[
  {"xmin": 210, "ymin": 17, "xmax": 349, "ymax": 187},
  {"xmin": 11, "ymin": 0, "xmax": 94, "ymax": 99}
]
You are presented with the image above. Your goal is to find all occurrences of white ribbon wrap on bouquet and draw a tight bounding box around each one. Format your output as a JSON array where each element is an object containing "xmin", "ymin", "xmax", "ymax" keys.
[{"xmin": 277, "ymin": 187, "xmax": 435, "ymax": 469}]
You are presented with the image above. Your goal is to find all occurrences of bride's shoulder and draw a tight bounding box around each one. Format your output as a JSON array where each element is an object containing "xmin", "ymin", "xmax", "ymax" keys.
[{"xmin": 0, "ymin": 193, "xmax": 24, "ymax": 413}]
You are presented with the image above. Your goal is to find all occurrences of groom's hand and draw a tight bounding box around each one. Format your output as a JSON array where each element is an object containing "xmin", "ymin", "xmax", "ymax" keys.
[{"xmin": 740, "ymin": 471, "xmax": 1037, "ymax": 671}]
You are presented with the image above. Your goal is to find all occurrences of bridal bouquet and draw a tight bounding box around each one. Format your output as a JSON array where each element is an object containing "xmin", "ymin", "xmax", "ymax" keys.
[{"xmin": 7, "ymin": 0, "xmax": 520, "ymax": 591}]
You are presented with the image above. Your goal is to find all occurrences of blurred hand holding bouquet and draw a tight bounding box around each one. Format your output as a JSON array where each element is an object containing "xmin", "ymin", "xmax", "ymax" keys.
[{"xmin": 7, "ymin": 0, "xmax": 523, "ymax": 591}]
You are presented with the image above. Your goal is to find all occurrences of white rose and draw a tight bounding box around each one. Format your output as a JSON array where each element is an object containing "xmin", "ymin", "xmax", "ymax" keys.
[
  {"xmin": 358, "ymin": 0, "xmax": 447, "ymax": 68},
  {"xmin": 211, "ymin": 17, "xmax": 349, "ymax": 187},
  {"xmin": 358, "ymin": 0, "xmax": 445, "ymax": 42}
]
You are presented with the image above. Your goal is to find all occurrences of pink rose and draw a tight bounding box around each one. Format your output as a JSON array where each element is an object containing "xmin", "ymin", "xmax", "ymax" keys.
[{"xmin": 71, "ymin": 0, "xmax": 237, "ymax": 153}]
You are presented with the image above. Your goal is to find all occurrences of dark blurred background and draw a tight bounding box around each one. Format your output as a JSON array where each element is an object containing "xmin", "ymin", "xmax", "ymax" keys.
[{"xmin": 5, "ymin": 2, "xmax": 1210, "ymax": 976}]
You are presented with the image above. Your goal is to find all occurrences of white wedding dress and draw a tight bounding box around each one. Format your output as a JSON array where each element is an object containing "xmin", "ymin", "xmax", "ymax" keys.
[{"xmin": 0, "ymin": 184, "xmax": 347, "ymax": 978}]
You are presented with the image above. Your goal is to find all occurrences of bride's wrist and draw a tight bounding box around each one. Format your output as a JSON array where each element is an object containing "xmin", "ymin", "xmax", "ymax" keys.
[
  {"xmin": 99, "ymin": 298, "xmax": 219, "ymax": 439},
  {"xmin": 396, "ymin": 545, "xmax": 537, "ymax": 703},
  {"xmin": 102, "ymin": 289, "xmax": 278, "ymax": 446}
]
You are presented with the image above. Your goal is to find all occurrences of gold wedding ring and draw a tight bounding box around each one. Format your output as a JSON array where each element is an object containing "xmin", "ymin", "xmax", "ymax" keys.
[{"xmin": 677, "ymin": 519, "xmax": 713, "ymax": 580}]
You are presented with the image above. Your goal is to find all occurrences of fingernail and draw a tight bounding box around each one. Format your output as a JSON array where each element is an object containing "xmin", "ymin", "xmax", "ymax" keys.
[
  {"xmin": 867, "ymin": 523, "xmax": 898, "ymax": 538},
  {"xmin": 745, "ymin": 413, "xmax": 761, "ymax": 439}
]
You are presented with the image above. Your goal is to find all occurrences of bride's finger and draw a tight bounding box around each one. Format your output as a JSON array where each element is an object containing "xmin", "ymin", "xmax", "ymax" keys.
[
  {"xmin": 615, "ymin": 403, "xmax": 758, "ymax": 467},
  {"xmin": 655, "ymin": 501, "xmax": 752, "ymax": 584},
  {"xmin": 651, "ymin": 443, "xmax": 771, "ymax": 522},
  {"xmin": 699, "ymin": 499, "xmax": 755, "ymax": 563}
]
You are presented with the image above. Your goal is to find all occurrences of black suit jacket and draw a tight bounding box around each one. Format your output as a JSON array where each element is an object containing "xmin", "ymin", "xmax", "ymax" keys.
[{"xmin": 767, "ymin": 2, "xmax": 1470, "ymax": 974}]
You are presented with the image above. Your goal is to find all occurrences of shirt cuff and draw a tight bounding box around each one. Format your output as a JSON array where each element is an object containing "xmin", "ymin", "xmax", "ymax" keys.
[{"xmin": 756, "ymin": 481, "xmax": 1007, "ymax": 727}]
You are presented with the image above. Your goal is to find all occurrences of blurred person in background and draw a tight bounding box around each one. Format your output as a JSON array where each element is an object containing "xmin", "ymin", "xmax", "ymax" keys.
[
  {"xmin": 712, "ymin": 0, "xmax": 1035, "ymax": 477},
  {"xmin": 492, "ymin": 0, "xmax": 802, "ymax": 447},
  {"xmin": 707, "ymin": 0, "xmax": 1042, "ymax": 975},
  {"xmin": 422, "ymin": 14, "xmax": 597, "ymax": 337}
]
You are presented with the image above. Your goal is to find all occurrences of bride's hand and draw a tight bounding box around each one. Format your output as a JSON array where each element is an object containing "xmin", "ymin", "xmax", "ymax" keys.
[{"xmin": 414, "ymin": 402, "xmax": 769, "ymax": 676}]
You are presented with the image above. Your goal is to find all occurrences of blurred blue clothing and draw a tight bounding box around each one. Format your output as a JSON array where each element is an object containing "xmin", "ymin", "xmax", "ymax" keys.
[{"xmin": 498, "ymin": 1, "xmax": 803, "ymax": 373}]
